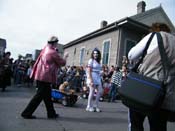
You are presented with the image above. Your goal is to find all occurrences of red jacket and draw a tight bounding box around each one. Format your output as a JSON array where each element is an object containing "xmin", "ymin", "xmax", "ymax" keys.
[{"xmin": 30, "ymin": 44, "xmax": 66, "ymax": 84}]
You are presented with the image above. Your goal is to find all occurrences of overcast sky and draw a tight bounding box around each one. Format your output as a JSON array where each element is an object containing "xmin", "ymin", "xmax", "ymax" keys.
[{"xmin": 0, "ymin": 0, "xmax": 174, "ymax": 59}]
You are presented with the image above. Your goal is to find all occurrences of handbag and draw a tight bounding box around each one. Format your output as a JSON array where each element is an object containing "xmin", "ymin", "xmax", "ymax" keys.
[
  {"xmin": 118, "ymin": 32, "xmax": 168, "ymax": 113},
  {"xmin": 119, "ymin": 71, "xmax": 165, "ymax": 111}
]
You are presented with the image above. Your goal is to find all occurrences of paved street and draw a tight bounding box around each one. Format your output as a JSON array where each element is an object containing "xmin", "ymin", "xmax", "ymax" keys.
[{"xmin": 0, "ymin": 85, "xmax": 175, "ymax": 131}]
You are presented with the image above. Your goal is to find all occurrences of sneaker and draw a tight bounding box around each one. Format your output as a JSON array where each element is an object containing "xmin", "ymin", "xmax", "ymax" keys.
[
  {"xmin": 86, "ymin": 107, "xmax": 94, "ymax": 112},
  {"xmin": 94, "ymin": 107, "xmax": 101, "ymax": 112}
]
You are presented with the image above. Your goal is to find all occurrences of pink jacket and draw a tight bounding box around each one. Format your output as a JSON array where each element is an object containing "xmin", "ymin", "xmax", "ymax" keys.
[{"xmin": 30, "ymin": 44, "xmax": 66, "ymax": 84}]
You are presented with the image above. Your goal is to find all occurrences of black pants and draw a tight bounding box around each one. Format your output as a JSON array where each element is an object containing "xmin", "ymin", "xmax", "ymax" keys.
[
  {"xmin": 129, "ymin": 109, "xmax": 167, "ymax": 131},
  {"xmin": 0, "ymin": 78, "xmax": 6, "ymax": 91},
  {"xmin": 21, "ymin": 81, "xmax": 56, "ymax": 117}
]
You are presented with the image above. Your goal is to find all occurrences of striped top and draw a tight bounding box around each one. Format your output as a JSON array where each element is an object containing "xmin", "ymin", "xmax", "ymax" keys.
[{"xmin": 111, "ymin": 70, "xmax": 122, "ymax": 87}]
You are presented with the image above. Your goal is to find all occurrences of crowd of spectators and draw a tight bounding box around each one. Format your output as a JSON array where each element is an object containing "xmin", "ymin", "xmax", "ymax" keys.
[{"xmin": 1, "ymin": 52, "xmax": 128, "ymax": 103}]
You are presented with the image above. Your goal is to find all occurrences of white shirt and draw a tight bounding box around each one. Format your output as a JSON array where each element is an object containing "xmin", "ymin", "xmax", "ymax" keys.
[{"xmin": 128, "ymin": 32, "xmax": 158, "ymax": 60}]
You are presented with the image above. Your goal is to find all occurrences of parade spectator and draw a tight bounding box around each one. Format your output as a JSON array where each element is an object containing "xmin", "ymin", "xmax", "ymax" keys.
[
  {"xmin": 26, "ymin": 62, "xmax": 34, "ymax": 87},
  {"xmin": 128, "ymin": 23, "xmax": 175, "ymax": 131},
  {"xmin": 108, "ymin": 66, "xmax": 122, "ymax": 102},
  {"xmin": 108, "ymin": 65, "xmax": 115, "ymax": 79},
  {"xmin": 21, "ymin": 36, "xmax": 69, "ymax": 119},
  {"xmin": 74, "ymin": 67, "xmax": 82, "ymax": 92},
  {"xmin": 102, "ymin": 65, "xmax": 109, "ymax": 82},
  {"xmin": 121, "ymin": 65, "xmax": 127, "ymax": 80},
  {"xmin": 0, "ymin": 52, "xmax": 12, "ymax": 91},
  {"xmin": 13, "ymin": 55, "xmax": 22, "ymax": 85},
  {"xmin": 86, "ymin": 48, "xmax": 103, "ymax": 112},
  {"xmin": 79, "ymin": 66, "xmax": 86, "ymax": 87}
]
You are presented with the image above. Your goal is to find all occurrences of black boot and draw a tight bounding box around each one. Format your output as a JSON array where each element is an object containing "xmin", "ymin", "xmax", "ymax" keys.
[
  {"xmin": 48, "ymin": 113, "xmax": 59, "ymax": 119},
  {"xmin": 21, "ymin": 113, "xmax": 36, "ymax": 119}
]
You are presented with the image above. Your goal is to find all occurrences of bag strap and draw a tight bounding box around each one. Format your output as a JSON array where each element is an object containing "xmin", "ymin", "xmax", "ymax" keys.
[
  {"xmin": 156, "ymin": 32, "xmax": 169, "ymax": 81},
  {"xmin": 132, "ymin": 32, "xmax": 156, "ymax": 72}
]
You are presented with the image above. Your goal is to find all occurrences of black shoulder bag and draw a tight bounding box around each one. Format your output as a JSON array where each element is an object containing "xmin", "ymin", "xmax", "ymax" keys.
[{"xmin": 118, "ymin": 32, "xmax": 168, "ymax": 113}]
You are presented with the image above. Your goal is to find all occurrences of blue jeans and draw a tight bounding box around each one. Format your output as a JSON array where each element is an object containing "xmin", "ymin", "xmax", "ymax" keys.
[{"xmin": 108, "ymin": 83, "xmax": 117, "ymax": 102}]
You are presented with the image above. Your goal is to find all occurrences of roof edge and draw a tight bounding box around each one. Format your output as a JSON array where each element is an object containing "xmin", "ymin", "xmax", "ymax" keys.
[{"xmin": 63, "ymin": 17, "xmax": 149, "ymax": 49}]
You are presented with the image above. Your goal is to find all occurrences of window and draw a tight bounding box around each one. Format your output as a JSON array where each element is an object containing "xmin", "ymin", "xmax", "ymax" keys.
[
  {"xmin": 74, "ymin": 48, "xmax": 76, "ymax": 55},
  {"xmin": 80, "ymin": 48, "xmax": 85, "ymax": 65},
  {"xmin": 102, "ymin": 40, "xmax": 110, "ymax": 65},
  {"xmin": 125, "ymin": 40, "xmax": 136, "ymax": 56}
]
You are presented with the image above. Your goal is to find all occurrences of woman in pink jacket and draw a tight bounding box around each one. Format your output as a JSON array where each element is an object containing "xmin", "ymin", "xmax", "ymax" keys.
[{"xmin": 21, "ymin": 36, "xmax": 68, "ymax": 119}]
